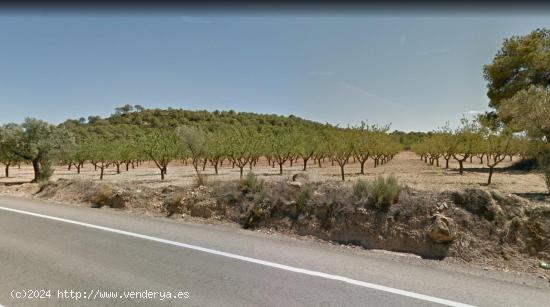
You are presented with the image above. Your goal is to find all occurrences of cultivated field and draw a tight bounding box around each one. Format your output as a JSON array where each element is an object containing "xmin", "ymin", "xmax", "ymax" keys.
[{"xmin": 1, "ymin": 151, "xmax": 546, "ymax": 195}]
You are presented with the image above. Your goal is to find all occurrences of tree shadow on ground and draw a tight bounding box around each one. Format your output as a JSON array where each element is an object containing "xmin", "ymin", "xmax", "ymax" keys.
[
  {"xmin": 0, "ymin": 181, "xmax": 28, "ymax": 186},
  {"xmin": 513, "ymin": 192, "xmax": 550, "ymax": 202}
]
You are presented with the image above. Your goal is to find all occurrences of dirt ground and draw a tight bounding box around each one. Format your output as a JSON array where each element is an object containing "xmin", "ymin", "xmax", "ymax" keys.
[{"xmin": 0, "ymin": 151, "xmax": 547, "ymax": 195}]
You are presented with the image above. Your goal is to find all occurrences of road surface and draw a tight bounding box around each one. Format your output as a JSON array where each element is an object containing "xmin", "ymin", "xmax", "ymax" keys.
[{"xmin": 0, "ymin": 195, "xmax": 548, "ymax": 306}]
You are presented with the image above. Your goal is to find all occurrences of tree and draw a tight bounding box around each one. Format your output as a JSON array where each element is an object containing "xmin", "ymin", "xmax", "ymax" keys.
[
  {"xmin": 226, "ymin": 126, "xmax": 257, "ymax": 178},
  {"xmin": 499, "ymin": 86, "xmax": 550, "ymax": 141},
  {"xmin": 483, "ymin": 131, "xmax": 512, "ymax": 185},
  {"xmin": 327, "ymin": 130, "xmax": 354, "ymax": 181},
  {"xmin": 484, "ymin": 28, "xmax": 550, "ymax": 116},
  {"xmin": 3, "ymin": 118, "xmax": 74, "ymax": 182},
  {"xmin": 0, "ymin": 125, "xmax": 22, "ymax": 177},
  {"xmin": 115, "ymin": 104, "xmax": 135, "ymax": 115},
  {"xmin": 140, "ymin": 130, "xmax": 179, "ymax": 180},
  {"xmin": 176, "ymin": 126, "xmax": 208, "ymax": 177},
  {"xmin": 451, "ymin": 118, "xmax": 482, "ymax": 175},
  {"xmin": 297, "ymin": 129, "xmax": 320, "ymax": 171},
  {"xmin": 88, "ymin": 138, "xmax": 114, "ymax": 180},
  {"xmin": 268, "ymin": 127, "xmax": 297, "ymax": 175},
  {"xmin": 205, "ymin": 130, "xmax": 227, "ymax": 175}
]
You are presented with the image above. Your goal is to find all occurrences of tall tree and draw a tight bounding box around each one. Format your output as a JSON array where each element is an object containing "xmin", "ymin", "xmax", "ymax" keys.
[{"xmin": 484, "ymin": 28, "xmax": 550, "ymax": 126}]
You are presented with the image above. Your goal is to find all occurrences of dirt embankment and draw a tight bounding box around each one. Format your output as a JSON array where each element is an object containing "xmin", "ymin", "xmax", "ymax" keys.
[{"xmin": 3, "ymin": 176, "xmax": 550, "ymax": 279}]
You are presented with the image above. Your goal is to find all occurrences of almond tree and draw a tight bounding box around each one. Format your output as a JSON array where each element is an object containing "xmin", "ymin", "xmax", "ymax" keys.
[
  {"xmin": 176, "ymin": 126, "xmax": 208, "ymax": 177},
  {"xmin": 451, "ymin": 118, "xmax": 482, "ymax": 175},
  {"xmin": 328, "ymin": 129, "xmax": 354, "ymax": 181},
  {"xmin": 88, "ymin": 138, "xmax": 115, "ymax": 180},
  {"xmin": 141, "ymin": 129, "xmax": 179, "ymax": 180},
  {"xmin": 484, "ymin": 131, "xmax": 512, "ymax": 184},
  {"xmin": 226, "ymin": 126, "xmax": 257, "ymax": 178}
]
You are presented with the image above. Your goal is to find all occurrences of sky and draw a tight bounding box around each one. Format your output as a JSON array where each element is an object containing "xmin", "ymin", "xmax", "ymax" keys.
[{"xmin": 0, "ymin": 9, "xmax": 549, "ymax": 132}]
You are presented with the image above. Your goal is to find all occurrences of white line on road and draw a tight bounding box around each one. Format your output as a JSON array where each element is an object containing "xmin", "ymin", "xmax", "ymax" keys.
[{"xmin": 0, "ymin": 206, "xmax": 475, "ymax": 307}]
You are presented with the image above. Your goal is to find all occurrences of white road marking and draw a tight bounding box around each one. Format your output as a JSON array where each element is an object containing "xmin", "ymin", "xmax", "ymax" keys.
[{"xmin": 0, "ymin": 206, "xmax": 474, "ymax": 307}]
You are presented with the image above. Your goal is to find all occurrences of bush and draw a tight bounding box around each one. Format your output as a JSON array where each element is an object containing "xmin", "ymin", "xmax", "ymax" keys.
[
  {"xmin": 353, "ymin": 179, "xmax": 370, "ymax": 199},
  {"xmin": 297, "ymin": 184, "xmax": 312, "ymax": 207},
  {"xmin": 240, "ymin": 172, "xmax": 264, "ymax": 194},
  {"xmin": 369, "ymin": 175, "xmax": 401, "ymax": 209}
]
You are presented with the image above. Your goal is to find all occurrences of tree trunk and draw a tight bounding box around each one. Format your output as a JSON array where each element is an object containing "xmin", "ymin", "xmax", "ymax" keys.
[
  {"xmin": 116, "ymin": 164, "xmax": 121, "ymax": 174},
  {"xmin": 487, "ymin": 167, "xmax": 494, "ymax": 185},
  {"xmin": 31, "ymin": 159, "xmax": 41, "ymax": 182},
  {"xmin": 239, "ymin": 167, "xmax": 244, "ymax": 178},
  {"xmin": 340, "ymin": 164, "xmax": 345, "ymax": 181},
  {"xmin": 458, "ymin": 160, "xmax": 464, "ymax": 174},
  {"xmin": 100, "ymin": 167, "xmax": 104, "ymax": 180},
  {"xmin": 279, "ymin": 163, "xmax": 283, "ymax": 175},
  {"xmin": 161, "ymin": 167, "xmax": 166, "ymax": 180},
  {"xmin": 303, "ymin": 158, "xmax": 309, "ymax": 171},
  {"xmin": 214, "ymin": 163, "xmax": 219, "ymax": 174},
  {"xmin": 76, "ymin": 164, "xmax": 81, "ymax": 174},
  {"xmin": 5, "ymin": 164, "xmax": 9, "ymax": 178},
  {"xmin": 360, "ymin": 160, "xmax": 366, "ymax": 174},
  {"xmin": 445, "ymin": 158, "xmax": 450, "ymax": 169}
]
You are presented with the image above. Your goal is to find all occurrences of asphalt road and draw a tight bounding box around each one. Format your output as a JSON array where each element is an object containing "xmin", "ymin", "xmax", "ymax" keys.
[{"xmin": 0, "ymin": 196, "xmax": 549, "ymax": 307}]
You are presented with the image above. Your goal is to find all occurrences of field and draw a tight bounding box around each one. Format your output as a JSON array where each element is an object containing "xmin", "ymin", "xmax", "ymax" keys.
[{"xmin": 1, "ymin": 151, "xmax": 547, "ymax": 195}]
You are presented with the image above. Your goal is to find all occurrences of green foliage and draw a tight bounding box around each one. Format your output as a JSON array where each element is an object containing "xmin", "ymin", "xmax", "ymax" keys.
[
  {"xmin": 500, "ymin": 85, "xmax": 550, "ymax": 140},
  {"xmin": 369, "ymin": 175, "xmax": 401, "ymax": 209},
  {"xmin": 140, "ymin": 129, "xmax": 179, "ymax": 180},
  {"xmin": 353, "ymin": 179, "xmax": 370, "ymax": 199},
  {"xmin": 484, "ymin": 28, "xmax": 550, "ymax": 111},
  {"xmin": 297, "ymin": 184, "xmax": 312, "ymax": 208},
  {"xmin": 240, "ymin": 172, "xmax": 264, "ymax": 194},
  {"xmin": 0, "ymin": 118, "xmax": 75, "ymax": 182}
]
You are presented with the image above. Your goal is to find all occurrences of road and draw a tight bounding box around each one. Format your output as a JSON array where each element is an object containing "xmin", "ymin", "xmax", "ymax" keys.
[{"xmin": 0, "ymin": 196, "xmax": 548, "ymax": 307}]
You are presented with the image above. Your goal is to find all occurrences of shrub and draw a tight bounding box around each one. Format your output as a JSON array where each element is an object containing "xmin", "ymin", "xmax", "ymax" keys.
[
  {"xmin": 297, "ymin": 184, "xmax": 312, "ymax": 208},
  {"xmin": 240, "ymin": 172, "xmax": 264, "ymax": 194},
  {"xmin": 353, "ymin": 179, "xmax": 370, "ymax": 199},
  {"xmin": 369, "ymin": 175, "xmax": 401, "ymax": 209}
]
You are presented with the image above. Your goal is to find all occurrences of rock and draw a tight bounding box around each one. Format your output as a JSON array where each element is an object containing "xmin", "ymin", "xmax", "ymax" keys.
[
  {"xmin": 540, "ymin": 261, "xmax": 550, "ymax": 270},
  {"xmin": 288, "ymin": 181, "xmax": 303, "ymax": 189},
  {"xmin": 292, "ymin": 173, "xmax": 309, "ymax": 183},
  {"xmin": 428, "ymin": 214, "xmax": 456, "ymax": 244}
]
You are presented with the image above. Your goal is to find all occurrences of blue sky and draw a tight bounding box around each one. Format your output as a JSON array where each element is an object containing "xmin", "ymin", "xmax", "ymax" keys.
[{"xmin": 0, "ymin": 12, "xmax": 549, "ymax": 131}]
